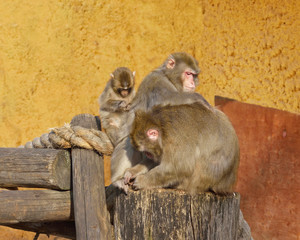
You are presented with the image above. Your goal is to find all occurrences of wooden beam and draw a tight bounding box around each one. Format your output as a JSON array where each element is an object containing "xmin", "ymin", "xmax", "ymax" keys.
[
  {"xmin": 0, "ymin": 189, "xmax": 72, "ymax": 224},
  {"xmin": 0, "ymin": 148, "xmax": 71, "ymax": 190},
  {"xmin": 71, "ymin": 114, "xmax": 112, "ymax": 240}
]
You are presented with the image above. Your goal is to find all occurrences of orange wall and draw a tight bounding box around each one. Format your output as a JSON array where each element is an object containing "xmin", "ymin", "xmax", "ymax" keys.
[{"xmin": 0, "ymin": 0, "xmax": 299, "ymax": 149}]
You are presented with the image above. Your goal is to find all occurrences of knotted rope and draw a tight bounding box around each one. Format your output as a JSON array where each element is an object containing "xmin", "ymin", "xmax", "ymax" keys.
[{"xmin": 21, "ymin": 123, "xmax": 114, "ymax": 156}]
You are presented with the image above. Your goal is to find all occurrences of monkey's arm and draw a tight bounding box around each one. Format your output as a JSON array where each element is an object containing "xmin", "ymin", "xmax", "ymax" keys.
[
  {"xmin": 123, "ymin": 158, "xmax": 157, "ymax": 185},
  {"xmin": 158, "ymin": 92, "xmax": 212, "ymax": 109},
  {"xmin": 100, "ymin": 99, "xmax": 128, "ymax": 112},
  {"xmin": 132, "ymin": 163, "xmax": 179, "ymax": 190},
  {"xmin": 113, "ymin": 158, "xmax": 156, "ymax": 194}
]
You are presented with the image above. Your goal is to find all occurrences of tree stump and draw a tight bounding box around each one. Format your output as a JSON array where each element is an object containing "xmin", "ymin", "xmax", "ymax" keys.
[{"xmin": 113, "ymin": 189, "xmax": 240, "ymax": 240}]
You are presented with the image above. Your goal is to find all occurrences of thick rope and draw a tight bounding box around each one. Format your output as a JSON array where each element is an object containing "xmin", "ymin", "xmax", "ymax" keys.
[{"xmin": 21, "ymin": 123, "xmax": 114, "ymax": 156}]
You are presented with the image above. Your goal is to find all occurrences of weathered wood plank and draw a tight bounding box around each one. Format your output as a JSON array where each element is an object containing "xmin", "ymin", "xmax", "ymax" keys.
[
  {"xmin": 113, "ymin": 189, "xmax": 240, "ymax": 240},
  {"xmin": 71, "ymin": 114, "xmax": 112, "ymax": 240},
  {"xmin": 0, "ymin": 189, "xmax": 72, "ymax": 224},
  {"xmin": 3, "ymin": 221, "xmax": 76, "ymax": 239},
  {"xmin": 0, "ymin": 148, "xmax": 71, "ymax": 190}
]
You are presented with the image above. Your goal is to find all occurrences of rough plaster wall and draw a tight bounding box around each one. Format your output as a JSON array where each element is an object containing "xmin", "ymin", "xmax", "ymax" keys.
[
  {"xmin": 199, "ymin": 0, "xmax": 300, "ymax": 112},
  {"xmin": 0, "ymin": 0, "xmax": 206, "ymax": 149},
  {"xmin": 0, "ymin": 0, "xmax": 299, "ymax": 239}
]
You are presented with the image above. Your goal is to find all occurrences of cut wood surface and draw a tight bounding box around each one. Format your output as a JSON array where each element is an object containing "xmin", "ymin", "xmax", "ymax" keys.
[
  {"xmin": 71, "ymin": 114, "xmax": 112, "ymax": 240},
  {"xmin": 0, "ymin": 189, "xmax": 72, "ymax": 224},
  {"xmin": 113, "ymin": 189, "xmax": 240, "ymax": 240},
  {"xmin": 0, "ymin": 148, "xmax": 71, "ymax": 190}
]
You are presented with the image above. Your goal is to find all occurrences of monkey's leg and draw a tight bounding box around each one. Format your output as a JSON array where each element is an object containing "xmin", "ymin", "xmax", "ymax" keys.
[{"xmin": 211, "ymin": 169, "xmax": 236, "ymax": 193}]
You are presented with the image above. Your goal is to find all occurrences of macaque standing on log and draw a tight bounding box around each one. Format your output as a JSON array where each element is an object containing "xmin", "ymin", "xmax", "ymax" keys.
[{"xmin": 124, "ymin": 102, "xmax": 240, "ymax": 194}]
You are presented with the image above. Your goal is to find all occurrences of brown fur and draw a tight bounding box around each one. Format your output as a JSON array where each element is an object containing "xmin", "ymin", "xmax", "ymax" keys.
[
  {"xmin": 98, "ymin": 67, "xmax": 135, "ymax": 146},
  {"xmin": 109, "ymin": 53, "xmax": 212, "ymax": 191},
  {"xmin": 131, "ymin": 52, "xmax": 210, "ymax": 111},
  {"xmin": 126, "ymin": 102, "xmax": 240, "ymax": 194}
]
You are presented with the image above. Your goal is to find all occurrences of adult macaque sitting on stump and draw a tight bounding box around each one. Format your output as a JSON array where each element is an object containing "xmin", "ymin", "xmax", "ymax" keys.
[{"xmin": 123, "ymin": 101, "xmax": 240, "ymax": 194}]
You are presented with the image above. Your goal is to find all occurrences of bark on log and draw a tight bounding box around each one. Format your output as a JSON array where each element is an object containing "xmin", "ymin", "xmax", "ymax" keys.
[
  {"xmin": 71, "ymin": 114, "xmax": 112, "ymax": 240},
  {"xmin": 0, "ymin": 189, "xmax": 72, "ymax": 224},
  {"xmin": 3, "ymin": 221, "xmax": 76, "ymax": 239},
  {"xmin": 0, "ymin": 148, "xmax": 71, "ymax": 190},
  {"xmin": 113, "ymin": 189, "xmax": 240, "ymax": 240}
]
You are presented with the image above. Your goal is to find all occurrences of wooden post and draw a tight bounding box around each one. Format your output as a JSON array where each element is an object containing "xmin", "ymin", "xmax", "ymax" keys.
[
  {"xmin": 0, "ymin": 148, "xmax": 71, "ymax": 190},
  {"xmin": 0, "ymin": 189, "xmax": 72, "ymax": 223},
  {"xmin": 113, "ymin": 189, "xmax": 240, "ymax": 240},
  {"xmin": 71, "ymin": 114, "xmax": 112, "ymax": 240}
]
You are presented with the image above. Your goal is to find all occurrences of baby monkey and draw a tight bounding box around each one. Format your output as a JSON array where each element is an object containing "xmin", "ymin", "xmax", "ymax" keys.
[
  {"xmin": 99, "ymin": 67, "xmax": 136, "ymax": 146},
  {"xmin": 124, "ymin": 101, "xmax": 240, "ymax": 194}
]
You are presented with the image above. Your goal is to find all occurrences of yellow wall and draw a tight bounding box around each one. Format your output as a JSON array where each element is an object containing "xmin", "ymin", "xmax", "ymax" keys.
[
  {"xmin": 0, "ymin": 1, "xmax": 299, "ymax": 238},
  {"xmin": 0, "ymin": 0, "xmax": 299, "ymax": 148}
]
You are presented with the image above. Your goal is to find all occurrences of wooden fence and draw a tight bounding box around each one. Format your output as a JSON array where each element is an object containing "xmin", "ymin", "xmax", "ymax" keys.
[{"xmin": 0, "ymin": 114, "xmax": 244, "ymax": 240}]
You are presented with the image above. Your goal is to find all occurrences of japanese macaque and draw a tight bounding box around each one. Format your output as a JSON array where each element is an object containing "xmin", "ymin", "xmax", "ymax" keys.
[
  {"xmin": 124, "ymin": 102, "xmax": 240, "ymax": 194},
  {"xmin": 99, "ymin": 67, "xmax": 136, "ymax": 146},
  {"xmin": 110, "ymin": 53, "xmax": 213, "ymax": 190},
  {"xmin": 130, "ymin": 52, "xmax": 211, "ymax": 111}
]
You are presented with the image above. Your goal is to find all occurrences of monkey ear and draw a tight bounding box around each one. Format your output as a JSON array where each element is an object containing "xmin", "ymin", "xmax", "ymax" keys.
[
  {"xmin": 110, "ymin": 73, "xmax": 114, "ymax": 79},
  {"xmin": 132, "ymin": 71, "xmax": 136, "ymax": 77},
  {"xmin": 147, "ymin": 129, "xmax": 159, "ymax": 141},
  {"xmin": 166, "ymin": 56, "xmax": 175, "ymax": 69}
]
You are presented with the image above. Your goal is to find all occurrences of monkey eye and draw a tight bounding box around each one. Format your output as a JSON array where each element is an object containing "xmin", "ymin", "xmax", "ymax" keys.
[
  {"xmin": 185, "ymin": 71, "xmax": 197, "ymax": 78},
  {"xmin": 190, "ymin": 72, "xmax": 199, "ymax": 79}
]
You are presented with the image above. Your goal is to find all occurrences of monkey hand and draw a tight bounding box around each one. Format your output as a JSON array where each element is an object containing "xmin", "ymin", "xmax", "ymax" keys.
[
  {"xmin": 123, "ymin": 170, "xmax": 136, "ymax": 186},
  {"xmin": 132, "ymin": 175, "xmax": 147, "ymax": 190},
  {"xmin": 118, "ymin": 101, "xmax": 128, "ymax": 111},
  {"xmin": 124, "ymin": 103, "xmax": 132, "ymax": 111},
  {"xmin": 112, "ymin": 179, "xmax": 130, "ymax": 194}
]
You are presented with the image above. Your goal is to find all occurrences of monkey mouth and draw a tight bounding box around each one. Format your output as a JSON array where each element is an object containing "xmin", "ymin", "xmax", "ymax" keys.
[
  {"xmin": 121, "ymin": 90, "xmax": 129, "ymax": 97},
  {"xmin": 144, "ymin": 151, "xmax": 154, "ymax": 160}
]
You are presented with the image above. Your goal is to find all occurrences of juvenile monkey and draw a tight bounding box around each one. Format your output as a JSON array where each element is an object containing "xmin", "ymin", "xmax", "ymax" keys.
[
  {"xmin": 124, "ymin": 102, "xmax": 240, "ymax": 194},
  {"xmin": 99, "ymin": 67, "xmax": 136, "ymax": 146},
  {"xmin": 110, "ymin": 53, "xmax": 212, "ymax": 189},
  {"xmin": 98, "ymin": 67, "xmax": 141, "ymax": 190}
]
